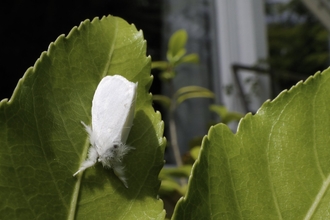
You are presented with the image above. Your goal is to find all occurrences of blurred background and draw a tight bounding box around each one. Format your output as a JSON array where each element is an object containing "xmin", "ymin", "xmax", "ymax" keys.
[{"xmin": 1, "ymin": 0, "xmax": 329, "ymax": 163}]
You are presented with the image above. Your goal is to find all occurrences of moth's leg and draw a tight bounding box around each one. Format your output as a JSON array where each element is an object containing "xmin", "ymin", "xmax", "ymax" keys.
[
  {"xmin": 81, "ymin": 121, "xmax": 92, "ymax": 135},
  {"xmin": 81, "ymin": 121, "xmax": 97, "ymax": 148},
  {"xmin": 73, "ymin": 146, "xmax": 98, "ymax": 176},
  {"xmin": 112, "ymin": 163, "xmax": 128, "ymax": 188}
]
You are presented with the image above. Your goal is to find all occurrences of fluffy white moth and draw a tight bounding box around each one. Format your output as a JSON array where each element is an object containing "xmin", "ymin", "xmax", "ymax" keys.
[{"xmin": 73, "ymin": 75, "xmax": 137, "ymax": 188}]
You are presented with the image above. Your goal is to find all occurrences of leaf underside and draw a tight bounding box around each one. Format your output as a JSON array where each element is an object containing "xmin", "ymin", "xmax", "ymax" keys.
[
  {"xmin": 0, "ymin": 15, "xmax": 165, "ymax": 220},
  {"xmin": 172, "ymin": 68, "xmax": 330, "ymax": 219}
]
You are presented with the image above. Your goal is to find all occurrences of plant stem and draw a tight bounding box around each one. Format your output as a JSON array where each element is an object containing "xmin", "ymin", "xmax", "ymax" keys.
[
  {"xmin": 168, "ymin": 80, "xmax": 186, "ymax": 185},
  {"xmin": 169, "ymin": 100, "xmax": 182, "ymax": 167}
]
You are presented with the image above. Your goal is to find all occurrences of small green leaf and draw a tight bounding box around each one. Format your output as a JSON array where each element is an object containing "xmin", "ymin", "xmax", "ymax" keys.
[
  {"xmin": 176, "ymin": 92, "xmax": 214, "ymax": 105},
  {"xmin": 222, "ymin": 112, "xmax": 244, "ymax": 124},
  {"xmin": 174, "ymin": 86, "xmax": 214, "ymax": 98},
  {"xmin": 160, "ymin": 165, "xmax": 192, "ymax": 179},
  {"xmin": 167, "ymin": 29, "xmax": 188, "ymax": 59},
  {"xmin": 209, "ymin": 104, "xmax": 228, "ymax": 117},
  {"xmin": 159, "ymin": 179, "xmax": 186, "ymax": 195},
  {"xmin": 152, "ymin": 61, "xmax": 169, "ymax": 70},
  {"xmin": 159, "ymin": 166, "xmax": 191, "ymax": 196},
  {"xmin": 180, "ymin": 53, "xmax": 199, "ymax": 64},
  {"xmin": 0, "ymin": 15, "xmax": 165, "ymax": 220},
  {"xmin": 167, "ymin": 49, "xmax": 187, "ymax": 65},
  {"xmin": 172, "ymin": 68, "xmax": 330, "ymax": 219},
  {"xmin": 160, "ymin": 70, "xmax": 176, "ymax": 81},
  {"xmin": 174, "ymin": 86, "xmax": 215, "ymax": 105},
  {"xmin": 190, "ymin": 146, "xmax": 200, "ymax": 161},
  {"xmin": 210, "ymin": 104, "xmax": 244, "ymax": 124}
]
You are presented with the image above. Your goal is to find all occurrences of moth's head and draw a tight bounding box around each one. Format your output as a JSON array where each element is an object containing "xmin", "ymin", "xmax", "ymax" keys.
[
  {"xmin": 98, "ymin": 141, "xmax": 135, "ymax": 168},
  {"xmin": 98, "ymin": 143, "xmax": 121, "ymax": 167}
]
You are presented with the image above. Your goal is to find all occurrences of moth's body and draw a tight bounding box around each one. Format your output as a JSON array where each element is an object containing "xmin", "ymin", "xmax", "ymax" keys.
[{"xmin": 73, "ymin": 75, "xmax": 137, "ymax": 188}]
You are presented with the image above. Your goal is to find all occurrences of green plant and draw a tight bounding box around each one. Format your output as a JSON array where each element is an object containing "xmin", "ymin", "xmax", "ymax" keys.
[
  {"xmin": 209, "ymin": 104, "xmax": 244, "ymax": 125},
  {"xmin": 1, "ymin": 15, "xmax": 330, "ymax": 220},
  {"xmin": 152, "ymin": 31, "xmax": 216, "ymax": 213},
  {"xmin": 0, "ymin": 16, "xmax": 165, "ymax": 219},
  {"xmin": 153, "ymin": 31, "xmax": 244, "ymax": 208},
  {"xmin": 173, "ymin": 68, "xmax": 330, "ymax": 219},
  {"xmin": 152, "ymin": 29, "xmax": 214, "ymax": 177},
  {"xmin": 152, "ymin": 29, "xmax": 199, "ymax": 81}
]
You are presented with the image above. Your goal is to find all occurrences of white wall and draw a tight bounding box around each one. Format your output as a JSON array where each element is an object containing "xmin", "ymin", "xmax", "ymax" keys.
[{"xmin": 213, "ymin": 0, "xmax": 270, "ymax": 113}]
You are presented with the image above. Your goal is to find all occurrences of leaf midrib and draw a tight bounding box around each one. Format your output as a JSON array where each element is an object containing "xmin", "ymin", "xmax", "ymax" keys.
[{"xmin": 67, "ymin": 17, "xmax": 118, "ymax": 220}]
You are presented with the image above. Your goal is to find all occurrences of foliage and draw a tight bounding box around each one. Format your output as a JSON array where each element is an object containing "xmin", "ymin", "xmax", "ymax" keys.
[
  {"xmin": 152, "ymin": 30, "xmax": 214, "ymax": 177},
  {"xmin": 173, "ymin": 68, "xmax": 330, "ymax": 219},
  {"xmin": 152, "ymin": 29, "xmax": 199, "ymax": 81},
  {"xmin": 209, "ymin": 105, "xmax": 244, "ymax": 125},
  {"xmin": 1, "ymin": 15, "xmax": 330, "ymax": 220},
  {"xmin": 152, "ymin": 30, "xmax": 243, "ymax": 218},
  {"xmin": 0, "ymin": 16, "xmax": 165, "ymax": 220},
  {"xmin": 152, "ymin": 30, "xmax": 213, "ymax": 165}
]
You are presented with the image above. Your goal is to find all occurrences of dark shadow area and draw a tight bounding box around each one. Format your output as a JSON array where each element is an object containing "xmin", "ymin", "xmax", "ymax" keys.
[{"xmin": 0, "ymin": 0, "xmax": 162, "ymax": 100}]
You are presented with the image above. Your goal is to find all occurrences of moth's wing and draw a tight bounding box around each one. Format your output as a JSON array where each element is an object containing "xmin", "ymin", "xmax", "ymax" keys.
[
  {"xmin": 91, "ymin": 75, "xmax": 137, "ymax": 149},
  {"xmin": 119, "ymin": 81, "xmax": 138, "ymax": 143}
]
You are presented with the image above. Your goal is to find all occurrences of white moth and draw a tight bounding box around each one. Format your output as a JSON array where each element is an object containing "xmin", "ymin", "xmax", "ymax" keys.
[{"xmin": 73, "ymin": 75, "xmax": 137, "ymax": 188}]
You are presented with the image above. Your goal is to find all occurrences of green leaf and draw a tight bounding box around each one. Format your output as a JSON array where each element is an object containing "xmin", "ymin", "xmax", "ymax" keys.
[
  {"xmin": 152, "ymin": 61, "xmax": 169, "ymax": 71},
  {"xmin": 189, "ymin": 146, "xmax": 200, "ymax": 161},
  {"xmin": 159, "ymin": 166, "xmax": 191, "ymax": 196},
  {"xmin": 172, "ymin": 68, "xmax": 330, "ymax": 219},
  {"xmin": 209, "ymin": 104, "xmax": 228, "ymax": 116},
  {"xmin": 222, "ymin": 112, "xmax": 244, "ymax": 125},
  {"xmin": 0, "ymin": 16, "xmax": 165, "ymax": 219},
  {"xmin": 210, "ymin": 104, "xmax": 244, "ymax": 124},
  {"xmin": 174, "ymin": 86, "xmax": 215, "ymax": 105},
  {"xmin": 167, "ymin": 49, "xmax": 187, "ymax": 66},
  {"xmin": 160, "ymin": 70, "xmax": 176, "ymax": 81},
  {"xmin": 159, "ymin": 165, "xmax": 192, "ymax": 179},
  {"xmin": 159, "ymin": 179, "xmax": 185, "ymax": 195},
  {"xmin": 180, "ymin": 53, "xmax": 199, "ymax": 64},
  {"xmin": 167, "ymin": 29, "xmax": 188, "ymax": 60}
]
